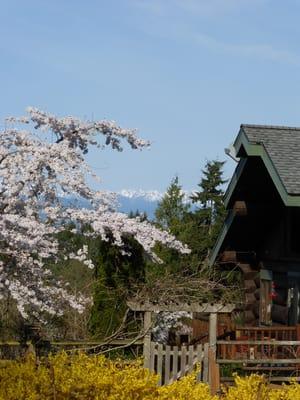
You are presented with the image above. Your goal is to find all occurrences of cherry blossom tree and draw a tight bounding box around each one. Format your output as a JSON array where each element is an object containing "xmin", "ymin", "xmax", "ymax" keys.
[{"xmin": 0, "ymin": 108, "xmax": 189, "ymax": 320}]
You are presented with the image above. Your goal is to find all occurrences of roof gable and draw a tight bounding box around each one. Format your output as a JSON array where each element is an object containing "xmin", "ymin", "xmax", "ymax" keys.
[
  {"xmin": 210, "ymin": 123, "xmax": 300, "ymax": 265},
  {"xmin": 240, "ymin": 124, "xmax": 300, "ymax": 195}
]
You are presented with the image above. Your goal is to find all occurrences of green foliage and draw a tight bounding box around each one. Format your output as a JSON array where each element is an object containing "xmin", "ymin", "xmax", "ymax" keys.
[
  {"xmin": 190, "ymin": 160, "xmax": 227, "ymax": 246},
  {"xmin": 89, "ymin": 234, "xmax": 146, "ymax": 337},
  {"xmin": 128, "ymin": 210, "xmax": 148, "ymax": 221},
  {"xmin": 153, "ymin": 160, "xmax": 227, "ymax": 273},
  {"xmin": 191, "ymin": 161, "xmax": 227, "ymax": 210},
  {"xmin": 152, "ymin": 176, "xmax": 191, "ymax": 273},
  {"xmin": 188, "ymin": 160, "xmax": 227, "ymax": 261},
  {"xmin": 155, "ymin": 176, "xmax": 189, "ymax": 235},
  {"xmin": 0, "ymin": 160, "xmax": 230, "ymax": 341}
]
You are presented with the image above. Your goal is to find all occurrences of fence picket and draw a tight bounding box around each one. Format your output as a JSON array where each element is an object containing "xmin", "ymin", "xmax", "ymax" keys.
[
  {"xmin": 157, "ymin": 344, "xmax": 163, "ymax": 386},
  {"xmin": 150, "ymin": 342, "xmax": 155, "ymax": 372},
  {"xmin": 203, "ymin": 343, "xmax": 209, "ymax": 383},
  {"xmin": 173, "ymin": 346, "xmax": 178, "ymax": 380},
  {"xmin": 188, "ymin": 345, "xmax": 194, "ymax": 373},
  {"xmin": 164, "ymin": 345, "xmax": 171, "ymax": 385},
  {"xmin": 196, "ymin": 344, "xmax": 202, "ymax": 382},
  {"xmin": 181, "ymin": 346, "xmax": 187, "ymax": 377},
  {"xmin": 148, "ymin": 342, "xmax": 208, "ymax": 385}
]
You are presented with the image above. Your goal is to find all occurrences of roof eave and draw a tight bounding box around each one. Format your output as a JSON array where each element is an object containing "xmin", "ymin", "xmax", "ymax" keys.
[{"xmin": 225, "ymin": 128, "xmax": 300, "ymax": 207}]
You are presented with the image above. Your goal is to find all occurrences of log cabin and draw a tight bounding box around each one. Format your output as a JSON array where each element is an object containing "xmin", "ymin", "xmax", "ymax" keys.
[{"xmin": 211, "ymin": 124, "xmax": 300, "ymax": 328}]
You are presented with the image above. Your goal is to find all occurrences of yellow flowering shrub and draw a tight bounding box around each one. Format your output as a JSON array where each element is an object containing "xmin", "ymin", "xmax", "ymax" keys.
[
  {"xmin": 157, "ymin": 372, "xmax": 217, "ymax": 400},
  {"xmin": 224, "ymin": 374, "xmax": 300, "ymax": 400},
  {"xmin": 0, "ymin": 352, "xmax": 212, "ymax": 400},
  {"xmin": 0, "ymin": 353, "xmax": 300, "ymax": 399}
]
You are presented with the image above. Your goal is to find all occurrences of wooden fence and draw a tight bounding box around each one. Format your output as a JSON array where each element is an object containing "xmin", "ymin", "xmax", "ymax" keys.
[{"xmin": 148, "ymin": 342, "xmax": 209, "ymax": 386}]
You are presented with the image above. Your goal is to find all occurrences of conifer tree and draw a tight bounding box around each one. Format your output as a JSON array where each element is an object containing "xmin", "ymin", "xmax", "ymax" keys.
[
  {"xmin": 153, "ymin": 165, "xmax": 227, "ymax": 271},
  {"xmin": 190, "ymin": 160, "xmax": 227, "ymax": 257},
  {"xmin": 155, "ymin": 176, "xmax": 189, "ymax": 236}
]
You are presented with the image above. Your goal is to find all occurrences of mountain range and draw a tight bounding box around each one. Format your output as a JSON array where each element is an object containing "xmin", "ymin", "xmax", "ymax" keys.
[
  {"xmin": 62, "ymin": 189, "xmax": 193, "ymax": 220},
  {"xmin": 117, "ymin": 190, "xmax": 163, "ymax": 219},
  {"xmin": 117, "ymin": 189, "xmax": 193, "ymax": 219}
]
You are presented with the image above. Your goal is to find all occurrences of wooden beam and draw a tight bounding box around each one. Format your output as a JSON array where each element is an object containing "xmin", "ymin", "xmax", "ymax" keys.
[
  {"xmin": 239, "ymin": 264, "xmax": 258, "ymax": 280},
  {"xmin": 220, "ymin": 250, "xmax": 237, "ymax": 263},
  {"xmin": 233, "ymin": 201, "xmax": 247, "ymax": 216},
  {"xmin": 127, "ymin": 301, "xmax": 235, "ymax": 313},
  {"xmin": 217, "ymin": 340, "xmax": 300, "ymax": 345},
  {"xmin": 235, "ymin": 325, "xmax": 296, "ymax": 331},
  {"xmin": 217, "ymin": 359, "xmax": 300, "ymax": 364},
  {"xmin": 245, "ymin": 293, "xmax": 256, "ymax": 304},
  {"xmin": 209, "ymin": 347, "xmax": 220, "ymax": 395},
  {"xmin": 244, "ymin": 280, "xmax": 257, "ymax": 293}
]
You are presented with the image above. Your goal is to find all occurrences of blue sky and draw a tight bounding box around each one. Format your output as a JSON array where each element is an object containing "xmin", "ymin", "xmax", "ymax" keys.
[{"xmin": 1, "ymin": 0, "xmax": 300, "ymax": 192}]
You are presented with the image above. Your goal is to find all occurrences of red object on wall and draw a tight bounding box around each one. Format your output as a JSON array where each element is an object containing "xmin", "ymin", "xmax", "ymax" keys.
[{"xmin": 269, "ymin": 282, "xmax": 277, "ymax": 299}]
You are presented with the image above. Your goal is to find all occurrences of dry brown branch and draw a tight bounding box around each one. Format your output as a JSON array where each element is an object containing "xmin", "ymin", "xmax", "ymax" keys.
[
  {"xmin": 130, "ymin": 270, "xmax": 242, "ymax": 306},
  {"xmin": 64, "ymin": 308, "xmax": 153, "ymax": 355}
]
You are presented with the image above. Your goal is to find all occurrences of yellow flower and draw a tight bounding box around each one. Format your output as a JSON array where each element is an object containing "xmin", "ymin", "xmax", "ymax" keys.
[{"xmin": 0, "ymin": 353, "xmax": 300, "ymax": 399}]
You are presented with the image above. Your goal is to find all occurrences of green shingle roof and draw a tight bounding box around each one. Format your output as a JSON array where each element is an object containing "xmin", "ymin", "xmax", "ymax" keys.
[{"xmin": 240, "ymin": 124, "xmax": 300, "ymax": 195}]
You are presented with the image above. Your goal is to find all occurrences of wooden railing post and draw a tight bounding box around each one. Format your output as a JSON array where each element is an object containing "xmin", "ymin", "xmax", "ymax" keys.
[
  {"xmin": 209, "ymin": 312, "xmax": 220, "ymax": 395},
  {"xmin": 143, "ymin": 311, "xmax": 152, "ymax": 369}
]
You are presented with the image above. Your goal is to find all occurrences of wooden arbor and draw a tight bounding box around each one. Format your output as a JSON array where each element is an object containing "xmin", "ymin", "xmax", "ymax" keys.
[{"xmin": 127, "ymin": 300, "xmax": 236, "ymax": 393}]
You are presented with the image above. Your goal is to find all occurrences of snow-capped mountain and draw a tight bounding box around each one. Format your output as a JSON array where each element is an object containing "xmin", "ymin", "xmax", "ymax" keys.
[
  {"xmin": 118, "ymin": 189, "xmax": 164, "ymax": 202},
  {"xmin": 60, "ymin": 189, "xmax": 193, "ymax": 220},
  {"xmin": 117, "ymin": 189, "xmax": 193, "ymax": 219},
  {"xmin": 117, "ymin": 190, "xmax": 163, "ymax": 219}
]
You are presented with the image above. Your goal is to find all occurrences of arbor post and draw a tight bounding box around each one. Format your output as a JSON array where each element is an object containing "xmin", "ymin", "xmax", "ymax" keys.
[{"xmin": 208, "ymin": 312, "xmax": 220, "ymax": 395}]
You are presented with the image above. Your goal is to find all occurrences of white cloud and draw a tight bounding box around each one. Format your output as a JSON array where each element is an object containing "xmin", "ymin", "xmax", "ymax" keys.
[
  {"xmin": 130, "ymin": 0, "xmax": 299, "ymax": 66},
  {"xmin": 131, "ymin": 0, "xmax": 269, "ymax": 17},
  {"xmin": 194, "ymin": 33, "xmax": 300, "ymax": 65}
]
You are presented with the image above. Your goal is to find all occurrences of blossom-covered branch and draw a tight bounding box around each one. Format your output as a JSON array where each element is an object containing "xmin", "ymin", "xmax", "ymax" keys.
[{"xmin": 0, "ymin": 108, "xmax": 189, "ymax": 319}]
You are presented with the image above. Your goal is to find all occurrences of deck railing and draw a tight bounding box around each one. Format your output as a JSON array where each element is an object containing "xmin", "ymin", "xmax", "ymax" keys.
[
  {"xmin": 235, "ymin": 326, "xmax": 299, "ymax": 341},
  {"xmin": 217, "ymin": 325, "xmax": 300, "ymax": 379},
  {"xmin": 218, "ymin": 325, "xmax": 300, "ymax": 361},
  {"xmin": 217, "ymin": 340, "xmax": 300, "ymax": 362}
]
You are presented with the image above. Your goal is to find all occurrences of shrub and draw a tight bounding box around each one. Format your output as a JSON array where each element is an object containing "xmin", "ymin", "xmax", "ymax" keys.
[{"xmin": 0, "ymin": 353, "xmax": 300, "ymax": 399}]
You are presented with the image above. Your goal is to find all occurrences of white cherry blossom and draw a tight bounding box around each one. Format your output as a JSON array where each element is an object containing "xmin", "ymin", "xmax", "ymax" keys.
[{"xmin": 0, "ymin": 108, "xmax": 190, "ymax": 319}]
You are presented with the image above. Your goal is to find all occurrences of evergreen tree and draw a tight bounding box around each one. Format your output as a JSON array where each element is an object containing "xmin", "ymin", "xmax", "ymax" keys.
[
  {"xmin": 190, "ymin": 160, "xmax": 227, "ymax": 257},
  {"xmin": 155, "ymin": 176, "xmax": 189, "ymax": 235},
  {"xmin": 151, "ymin": 176, "xmax": 191, "ymax": 273},
  {"xmin": 191, "ymin": 161, "xmax": 226, "ymax": 215},
  {"xmin": 152, "ymin": 161, "xmax": 227, "ymax": 272},
  {"xmin": 128, "ymin": 210, "xmax": 148, "ymax": 222}
]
